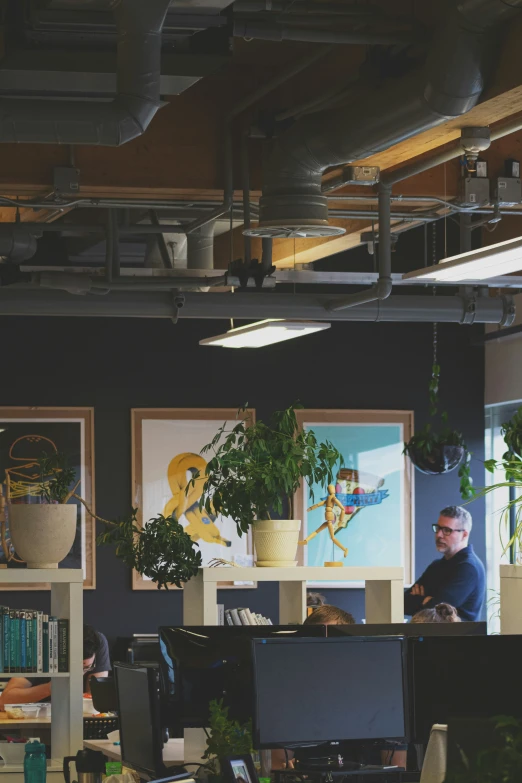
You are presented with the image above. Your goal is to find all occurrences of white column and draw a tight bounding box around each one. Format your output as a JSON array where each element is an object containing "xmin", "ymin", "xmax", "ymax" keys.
[
  {"xmin": 279, "ymin": 580, "xmax": 306, "ymax": 624},
  {"xmin": 365, "ymin": 579, "xmax": 404, "ymax": 623},
  {"xmin": 183, "ymin": 571, "xmax": 218, "ymax": 625}
]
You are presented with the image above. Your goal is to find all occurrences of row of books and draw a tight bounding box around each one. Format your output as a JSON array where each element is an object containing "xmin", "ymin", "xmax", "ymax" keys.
[
  {"xmin": 225, "ymin": 607, "xmax": 273, "ymax": 626},
  {"xmin": 0, "ymin": 608, "xmax": 69, "ymax": 674}
]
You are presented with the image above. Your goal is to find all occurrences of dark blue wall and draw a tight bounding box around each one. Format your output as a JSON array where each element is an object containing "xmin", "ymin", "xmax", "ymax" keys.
[{"xmin": 0, "ymin": 307, "xmax": 486, "ymax": 644}]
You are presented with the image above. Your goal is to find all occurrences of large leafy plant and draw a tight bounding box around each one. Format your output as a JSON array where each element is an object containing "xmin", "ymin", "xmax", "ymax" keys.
[
  {"xmin": 203, "ymin": 699, "xmax": 252, "ymax": 771},
  {"xmin": 445, "ymin": 716, "xmax": 522, "ymax": 783},
  {"xmin": 199, "ymin": 404, "xmax": 342, "ymax": 535},
  {"xmin": 97, "ymin": 510, "xmax": 202, "ymax": 590}
]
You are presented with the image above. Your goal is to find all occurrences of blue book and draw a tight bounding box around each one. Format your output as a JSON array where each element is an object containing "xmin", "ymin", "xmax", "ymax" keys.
[{"xmin": 3, "ymin": 609, "xmax": 9, "ymax": 673}]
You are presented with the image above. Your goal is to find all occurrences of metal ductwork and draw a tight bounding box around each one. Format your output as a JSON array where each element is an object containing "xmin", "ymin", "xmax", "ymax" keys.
[
  {"xmin": 0, "ymin": 227, "xmax": 38, "ymax": 262},
  {"xmin": 0, "ymin": 0, "xmax": 171, "ymax": 146},
  {"xmin": 187, "ymin": 221, "xmax": 216, "ymax": 270},
  {"xmin": 249, "ymin": 0, "xmax": 522, "ymax": 237},
  {"xmin": 0, "ymin": 290, "xmax": 514, "ymax": 325}
]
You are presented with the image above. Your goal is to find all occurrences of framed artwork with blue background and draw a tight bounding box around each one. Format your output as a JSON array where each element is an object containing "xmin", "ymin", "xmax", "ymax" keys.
[{"xmin": 294, "ymin": 409, "xmax": 414, "ymax": 587}]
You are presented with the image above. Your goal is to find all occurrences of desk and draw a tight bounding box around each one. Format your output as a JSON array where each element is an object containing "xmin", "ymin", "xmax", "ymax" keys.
[
  {"xmin": 84, "ymin": 738, "xmax": 185, "ymax": 766},
  {"xmin": 0, "ymin": 716, "xmax": 51, "ymax": 730}
]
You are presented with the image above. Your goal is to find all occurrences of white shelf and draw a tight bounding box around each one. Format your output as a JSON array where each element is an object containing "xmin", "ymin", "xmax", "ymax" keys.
[
  {"xmin": 198, "ymin": 566, "xmax": 404, "ymax": 582},
  {"xmin": 0, "ymin": 672, "xmax": 69, "ymax": 678},
  {"xmin": 0, "ymin": 569, "xmax": 83, "ymax": 584},
  {"xmin": 184, "ymin": 566, "xmax": 404, "ymax": 625}
]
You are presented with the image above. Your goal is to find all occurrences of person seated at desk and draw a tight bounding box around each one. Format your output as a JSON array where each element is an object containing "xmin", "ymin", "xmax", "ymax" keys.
[
  {"xmin": 303, "ymin": 605, "xmax": 355, "ymax": 625},
  {"xmin": 404, "ymin": 506, "xmax": 485, "ymax": 621},
  {"xmin": 0, "ymin": 625, "xmax": 110, "ymax": 706},
  {"xmin": 411, "ymin": 602, "xmax": 461, "ymax": 624}
]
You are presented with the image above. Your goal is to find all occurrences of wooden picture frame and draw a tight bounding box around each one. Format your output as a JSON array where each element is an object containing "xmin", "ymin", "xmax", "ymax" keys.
[
  {"xmin": 0, "ymin": 406, "xmax": 95, "ymax": 590},
  {"xmin": 131, "ymin": 408, "xmax": 255, "ymax": 590},
  {"xmin": 294, "ymin": 409, "xmax": 414, "ymax": 586}
]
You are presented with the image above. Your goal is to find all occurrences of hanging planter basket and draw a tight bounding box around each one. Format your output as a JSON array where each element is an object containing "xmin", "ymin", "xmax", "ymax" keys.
[{"xmin": 406, "ymin": 443, "xmax": 465, "ymax": 476}]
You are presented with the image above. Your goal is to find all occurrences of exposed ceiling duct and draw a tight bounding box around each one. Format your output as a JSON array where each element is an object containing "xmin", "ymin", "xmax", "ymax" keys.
[
  {"xmin": 249, "ymin": 0, "xmax": 522, "ymax": 238},
  {"xmin": 0, "ymin": 290, "xmax": 513, "ymax": 326},
  {"xmin": 0, "ymin": 227, "xmax": 38, "ymax": 262},
  {"xmin": 0, "ymin": 0, "xmax": 172, "ymax": 146}
]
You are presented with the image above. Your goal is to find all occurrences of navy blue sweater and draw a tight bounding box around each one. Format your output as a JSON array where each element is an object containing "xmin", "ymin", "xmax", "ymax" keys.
[{"xmin": 404, "ymin": 545, "xmax": 485, "ymax": 621}]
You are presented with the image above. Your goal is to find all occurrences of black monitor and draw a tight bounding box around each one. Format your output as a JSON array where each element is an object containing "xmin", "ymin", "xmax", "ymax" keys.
[
  {"xmin": 409, "ymin": 635, "xmax": 522, "ymax": 743},
  {"xmin": 90, "ymin": 676, "xmax": 117, "ymax": 714},
  {"xmin": 159, "ymin": 625, "xmax": 326, "ymax": 729},
  {"xmin": 114, "ymin": 663, "xmax": 180, "ymax": 780},
  {"xmin": 327, "ymin": 622, "xmax": 487, "ymax": 638},
  {"xmin": 251, "ymin": 636, "xmax": 408, "ymax": 749}
]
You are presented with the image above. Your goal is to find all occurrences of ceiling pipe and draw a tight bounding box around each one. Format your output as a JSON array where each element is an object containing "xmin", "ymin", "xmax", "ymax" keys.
[
  {"xmin": 0, "ymin": 290, "xmax": 513, "ymax": 324},
  {"xmin": 0, "ymin": 0, "xmax": 171, "ymax": 145},
  {"xmin": 0, "ymin": 227, "xmax": 38, "ymax": 262},
  {"xmin": 233, "ymin": 20, "xmax": 418, "ymax": 45},
  {"xmin": 251, "ymin": 0, "xmax": 522, "ymax": 237}
]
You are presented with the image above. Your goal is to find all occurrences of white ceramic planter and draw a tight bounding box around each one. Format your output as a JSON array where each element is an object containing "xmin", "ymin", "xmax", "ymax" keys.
[
  {"xmin": 8, "ymin": 503, "xmax": 77, "ymax": 568},
  {"xmin": 253, "ymin": 519, "xmax": 301, "ymax": 566}
]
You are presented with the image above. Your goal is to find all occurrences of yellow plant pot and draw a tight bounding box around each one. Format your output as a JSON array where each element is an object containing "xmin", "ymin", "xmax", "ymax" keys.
[{"xmin": 253, "ymin": 519, "xmax": 301, "ymax": 566}]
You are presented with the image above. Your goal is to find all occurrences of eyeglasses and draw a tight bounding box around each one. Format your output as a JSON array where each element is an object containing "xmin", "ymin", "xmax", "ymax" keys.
[{"xmin": 432, "ymin": 523, "xmax": 464, "ymax": 537}]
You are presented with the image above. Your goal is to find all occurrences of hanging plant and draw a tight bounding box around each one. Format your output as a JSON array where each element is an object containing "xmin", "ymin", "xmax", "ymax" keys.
[
  {"xmin": 403, "ymin": 324, "xmax": 474, "ymax": 500},
  {"xmin": 500, "ymin": 405, "xmax": 522, "ymax": 463}
]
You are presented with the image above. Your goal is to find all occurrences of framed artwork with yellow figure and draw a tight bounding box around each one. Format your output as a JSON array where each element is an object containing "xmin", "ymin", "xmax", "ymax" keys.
[{"xmin": 131, "ymin": 408, "xmax": 255, "ymax": 590}]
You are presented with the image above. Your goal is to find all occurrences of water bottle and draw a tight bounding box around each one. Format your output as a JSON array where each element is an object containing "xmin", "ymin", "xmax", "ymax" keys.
[{"xmin": 24, "ymin": 740, "xmax": 46, "ymax": 783}]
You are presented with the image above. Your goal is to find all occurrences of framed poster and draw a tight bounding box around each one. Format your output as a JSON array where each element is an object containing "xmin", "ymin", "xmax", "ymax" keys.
[
  {"xmin": 295, "ymin": 409, "xmax": 414, "ymax": 586},
  {"xmin": 0, "ymin": 407, "xmax": 95, "ymax": 589},
  {"xmin": 132, "ymin": 408, "xmax": 255, "ymax": 590}
]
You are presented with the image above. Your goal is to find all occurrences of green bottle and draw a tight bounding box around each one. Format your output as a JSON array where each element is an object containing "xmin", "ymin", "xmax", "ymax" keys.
[{"xmin": 24, "ymin": 740, "xmax": 46, "ymax": 783}]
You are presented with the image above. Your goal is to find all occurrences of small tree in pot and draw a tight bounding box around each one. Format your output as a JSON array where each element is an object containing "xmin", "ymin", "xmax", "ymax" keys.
[{"xmin": 199, "ymin": 404, "xmax": 342, "ymax": 566}]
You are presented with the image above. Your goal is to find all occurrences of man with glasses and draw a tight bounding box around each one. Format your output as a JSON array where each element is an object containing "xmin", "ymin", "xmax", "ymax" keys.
[
  {"xmin": 0, "ymin": 624, "xmax": 110, "ymax": 705},
  {"xmin": 404, "ymin": 505, "xmax": 485, "ymax": 621}
]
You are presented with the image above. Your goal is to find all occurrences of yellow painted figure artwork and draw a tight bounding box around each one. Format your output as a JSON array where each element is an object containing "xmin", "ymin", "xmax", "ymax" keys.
[{"xmin": 163, "ymin": 453, "xmax": 231, "ymax": 548}]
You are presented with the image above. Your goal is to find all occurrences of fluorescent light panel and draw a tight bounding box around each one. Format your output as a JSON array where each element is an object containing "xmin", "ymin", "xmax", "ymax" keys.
[
  {"xmin": 403, "ymin": 235, "xmax": 522, "ymax": 283},
  {"xmin": 199, "ymin": 319, "xmax": 331, "ymax": 348}
]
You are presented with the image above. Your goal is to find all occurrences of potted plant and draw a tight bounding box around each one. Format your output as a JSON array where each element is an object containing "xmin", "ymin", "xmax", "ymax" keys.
[
  {"xmin": 97, "ymin": 509, "xmax": 202, "ymax": 589},
  {"xmin": 199, "ymin": 404, "xmax": 342, "ymax": 567},
  {"xmin": 403, "ymin": 331, "xmax": 473, "ymax": 500},
  {"xmin": 203, "ymin": 699, "xmax": 253, "ymax": 779},
  {"xmin": 5, "ymin": 450, "xmax": 201, "ymax": 587},
  {"xmin": 444, "ymin": 715, "xmax": 522, "ymax": 782},
  {"xmin": 500, "ymin": 405, "xmax": 522, "ymax": 461},
  {"xmin": 7, "ymin": 451, "xmax": 79, "ymax": 569}
]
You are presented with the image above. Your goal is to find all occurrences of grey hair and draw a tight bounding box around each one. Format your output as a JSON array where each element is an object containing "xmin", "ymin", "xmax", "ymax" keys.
[{"xmin": 439, "ymin": 505, "xmax": 472, "ymax": 532}]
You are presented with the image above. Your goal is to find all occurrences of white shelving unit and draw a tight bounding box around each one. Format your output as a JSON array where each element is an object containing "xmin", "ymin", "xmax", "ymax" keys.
[
  {"xmin": 499, "ymin": 564, "xmax": 522, "ymax": 633},
  {"xmin": 183, "ymin": 566, "xmax": 405, "ymax": 625},
  {"xmin": 0, "ymin": 569, "xmax": 83, "ymax": 783}
]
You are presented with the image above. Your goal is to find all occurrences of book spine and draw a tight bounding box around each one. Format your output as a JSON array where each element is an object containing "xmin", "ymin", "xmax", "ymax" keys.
[
  {"xmin": 52, "ymin": 618, "xmax": 58, "ymax": 673},
  {"xmin": 28, "ymin": 611, "xmax": 35, "ymax": 673},
  {"xmin": 58, "ymin": 619, "xmax": 69, "ymax": 673},
  {"xmin": 238, "ymin": 609, "xmax": 250, "ymax": 626},
  {"xmin": 37, "ymin": 612, "xmax": 43, "ymax": 673},
  {"xmin": 3, "ymin": 609, "xmax": 9, "ymax": 674},
  {"xmin": 31, "ymin": 613, "xmax": 37, "ymax": 674},
  {"xmin": 20, "ymin": 612, "xmax": 27, "ymax": 673},
  {"xmin": 244, "ymin": 608, "xmax": 257, "ymax": 625},
  {"xmin": 225, "ymin": 610, "xmax": 234, "ymax": 626},
  {"xmin": 48, "ymin": 616, "xmax": 54, "ymax": 674},
  {"xmin": 217, "ymin": 604, "xmax": 225, "ymax": 626},
  {"xmin": 9, "ymin": 610, "xmax": 16, "ymax": 672},
  {"xmin": 0, "ymin": 607, "xmax": 5, "ymax": 674},
  {"xmin": 43, "ymin": 616, "xmax": 49, "ymax": 674},
  {"xmin": 229, "ymin": 608, "xmax": 242, "ymax": 626}
]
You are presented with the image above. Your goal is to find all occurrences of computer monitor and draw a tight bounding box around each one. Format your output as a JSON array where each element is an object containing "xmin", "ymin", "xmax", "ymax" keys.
[
  {"xmin": 251, "ymin": 636, "xmax": 408, "ymax": 749},
  {"xmin": 90, "ymin": 676, "xmax": 117, "ymax": 714},
  {"xmin": 114, "ymin": 663, "xmax": 171, "ymax": 780},
  {"xmin": 409, "ymin": 635, "xmax": 522, "ymax": 743},
  {"xmin": 327, "ymin": 622, "xmax": 487, "ymax": 638},
  {"xmin": 159, "ymin": 625, "xmax": 326, "ymax": 729}
]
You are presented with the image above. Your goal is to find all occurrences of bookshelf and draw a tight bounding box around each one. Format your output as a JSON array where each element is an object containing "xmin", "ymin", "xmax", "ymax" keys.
[
  {"xmin": 183, "ymin": 566, "xmax": 405, "ymax": 625},
  {"xmin": 0, "ymin": 569, "xmax": 83, "ymax": 783}
]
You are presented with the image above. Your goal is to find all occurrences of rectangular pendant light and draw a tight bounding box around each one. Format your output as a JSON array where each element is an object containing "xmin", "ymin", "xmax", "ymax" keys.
[
  {"xmin": 403, "ymin": 235, "xmax": 522, "ymax": 283},
  {"xmin": 199, "ymin": 319, "xmax": 331, "ymax": 348}
]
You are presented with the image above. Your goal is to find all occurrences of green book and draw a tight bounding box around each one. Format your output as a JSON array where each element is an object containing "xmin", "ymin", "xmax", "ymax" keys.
[
  {"xmin": 0, "ymin": 606, "xmax": 7, "ymax": 673},
  {"xmin": 9, "ymin": 610, "xmax": 16, "ymax": 672},
  {"xmin": 26, "ymin": 611, "xmax": 33, "ymax": 673},
  {"xmin": 3, "ymin": 608, "xmax": 10, "ymax": 674},
  {"xmin": 20, "ymin": 612, "xmax": 26, "ymax": 673},
  {"xmin": 58, "ymin": 619, "xmax": 69, "ymax": 673},
  {"xmin": 36, "ymin": 612, "xmax": 43, "ymax": 673}
]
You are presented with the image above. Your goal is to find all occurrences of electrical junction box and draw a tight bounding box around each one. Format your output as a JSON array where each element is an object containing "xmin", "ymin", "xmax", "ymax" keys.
[
  {"xmin": 457, "ymin": 176, "xmax": 490, "ymax": 207},
  {"xmin": 495, "ymin": 177, "xmax": 522, "ymax": 206},
  {"xmin": 340, "ymin": 165, "xmax": 380, "ymax": 185},
  {"xmin": 53, "ymin": 166, "xmax": 80, "ymax": 196}
]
